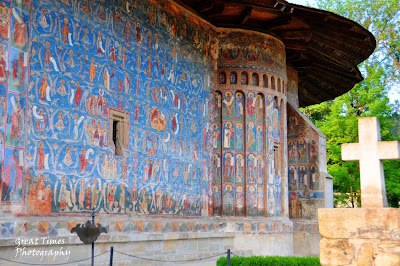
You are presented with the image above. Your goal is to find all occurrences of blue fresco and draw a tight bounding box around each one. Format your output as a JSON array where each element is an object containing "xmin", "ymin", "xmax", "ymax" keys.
[{"xmin": 15, "ymin": 0, "xmax": 213, "ymax": 215}]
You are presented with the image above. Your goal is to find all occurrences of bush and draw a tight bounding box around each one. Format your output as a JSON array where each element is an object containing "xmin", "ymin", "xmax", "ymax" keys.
[{"xmin": 216, "ymin": 256, "xmax": 320, "ymax": 266}]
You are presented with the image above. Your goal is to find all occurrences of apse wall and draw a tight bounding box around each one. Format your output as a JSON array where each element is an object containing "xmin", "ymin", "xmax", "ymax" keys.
[
  {"xmin": 0, "ymin": 0, "xmax": 215, "ymax": 216},
  {"xmin": 212, "ymin": 30, "xmax": 288, "ymax": 218}
]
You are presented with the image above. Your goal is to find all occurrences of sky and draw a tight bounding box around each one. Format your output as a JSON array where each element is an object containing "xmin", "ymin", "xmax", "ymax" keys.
[{"xmin": 290, "ymin": 0, "xmax": 317, "ymax": 7}]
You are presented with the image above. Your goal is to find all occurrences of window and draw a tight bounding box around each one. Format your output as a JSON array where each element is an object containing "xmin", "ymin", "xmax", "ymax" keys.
[
  {"xmin": 263, "ymin": 74, "xmax": 268, "ymax": 88},
  {"xmin": 219, "ymin": 71, "xmax": 226, "ymax": 84},
  {"xmin": 241, "ymin": 72, "xmax": 248, "ymax": 85},
  {"xmin": 109, "ymin": 109, "xmax": 129, "ymax": 156},
  {"xmin": 230, "ymin": 72, "xmax": 237, "ymax": 84},
  {"xmin": 277, "ymin": 78, "xmax": 281, "ymax": 92},
  {"xmin": 271, "ymin": 76, "xmax": 276, "ymax": 90},
  {"xmin": 252, "ymin": 73, "xmax": 259, "ymax": 86}
]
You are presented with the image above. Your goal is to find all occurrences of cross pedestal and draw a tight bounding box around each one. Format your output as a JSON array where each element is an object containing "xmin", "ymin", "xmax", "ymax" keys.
[{"xmin": 341, "ymin": 117, "xmax": 400, "ymax": 208}]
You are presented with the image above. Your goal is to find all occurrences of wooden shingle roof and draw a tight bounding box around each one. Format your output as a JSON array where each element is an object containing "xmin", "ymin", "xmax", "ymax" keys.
[{"xmin": 176, "ymin": 0, "xmax": 375, "ymax": 107}]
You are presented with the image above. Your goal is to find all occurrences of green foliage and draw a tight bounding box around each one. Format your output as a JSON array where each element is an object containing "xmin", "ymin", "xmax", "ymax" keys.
[
  {"xmin": 216, "ymin": 256, "xmax": 320, "ymax": 266},
  {"xmin": 301, "ymin": 0, "xmax": 400, "ymax": 207}
]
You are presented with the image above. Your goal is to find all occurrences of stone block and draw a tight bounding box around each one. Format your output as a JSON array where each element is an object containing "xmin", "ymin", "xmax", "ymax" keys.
[
  {"xmin": 375, "ymin": 253, "xmax": 400, "ymax": 266},
  {"xmin": 356, "ymin": 243, "xmax": 374, "ymax": 266},
  {"xmin": 198, "ymin": 239, "xmax": 208, "ymax": 252},
  {"xmin": 319, "ymin": 238, "xmax": 354, "ymax": 265},
  {"xmin": 163, "ymin": 240, "xmax": 176, "ymax": 252},
  {"xmin": 318, "ymin": 208, "xmax": 400, "ymax": 240}
]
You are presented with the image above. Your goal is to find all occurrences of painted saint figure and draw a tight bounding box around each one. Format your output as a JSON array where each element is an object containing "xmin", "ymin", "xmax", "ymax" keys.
[
  {"xmin": 223, "ymin": 92, "xmax": 234, "ymax": 119},
  {"xmin": 10, "ymin": 96, "xmax": 24, "ymax": 145},
  {"xmin": 224, "ymin": 123, "xmax": 234, "ymax": 150},
  {"xmin": 3, "ymin": 149, "xmax": 23, "ymax": 201},
  {"xmin": 13, "ymin": 8, "xmax": 28, "ymax": 48},
  {"xmin": 37, "ymin": 142, "xmax": 45, "ymax": 170},
  {"xmin": 12, "ymin": 52, "xmax": 25, "ymax": 89},
  {"xmin": 247, "ymin": 123, "xmax": 255, "ymax": 150},
  {"xmin": 59, "ymin": 178, "xmax": 72, "ymax": 211},
  {"xmin": 63, "ymin": 147, "xmax": 73, "ymax": 166},
  {"xmin": 223, "ymin": 153, "xmax": 233, "ymax": 182},
  {"xmin": 39, "ymin": 73, "xmax": 50, "ymax": 101}
]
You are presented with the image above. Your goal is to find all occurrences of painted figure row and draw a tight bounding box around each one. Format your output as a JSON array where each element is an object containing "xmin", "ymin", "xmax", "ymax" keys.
[
  {"xmin": 25, "ymin": 172, "xmax": 204, "ymax": 215},
  {"xmin": 212, "ymin": 183, "xmax": 282, "ymax": 217},
  {"xmin": 288, "ymin": 165, "xmax": 319, "ymax": 191},
  {"xmin": 288, "ymin": 139, "xmax": 318, "ymax": 164}
]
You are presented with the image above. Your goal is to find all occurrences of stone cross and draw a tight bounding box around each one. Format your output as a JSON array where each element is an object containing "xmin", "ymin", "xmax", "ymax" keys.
[{"xmin": 341, "ymin": 117, "xmax": 400, "ymax": 208}]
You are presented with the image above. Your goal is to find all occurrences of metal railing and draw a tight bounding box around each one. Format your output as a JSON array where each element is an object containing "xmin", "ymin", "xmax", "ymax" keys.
[{"xmin": 0, "ymin": 248, "xmax": 232, "ymax": 265}]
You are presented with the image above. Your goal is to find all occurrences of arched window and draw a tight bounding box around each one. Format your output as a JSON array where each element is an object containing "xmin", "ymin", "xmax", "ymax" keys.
[
  {"xmin": 241, "ymin": 72, "xmax": 248, "ymax": 85},
  {"xmin": 282, "ymin": 81, "xmax": 285, "ymax": 94},
  {"xmin": 263, "ymin": 74, "xmax": 268, "ymax": 88},
  {"xmin": 230, "ymin": 72, "xmax": 237, "ymax": 84},
  {"xmin": 252, "ymin": 73, "xmax": 259, "ymax": 86},
  {"xmin": 277, "ymin": 78, "xmax": 281, "ymax": 92},
  {"xmin": 219, "ymin": 71, "xmax": 226, "ymax": 84},
  {"xmin": 271, "ymin": 76, "xmax": 276, "ymax": 90}
]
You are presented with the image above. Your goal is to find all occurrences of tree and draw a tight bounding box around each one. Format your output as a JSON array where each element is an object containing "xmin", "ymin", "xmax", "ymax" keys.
[{"xmin": 302, "ymin": 0, "xmax": 400, "ymax": 207}]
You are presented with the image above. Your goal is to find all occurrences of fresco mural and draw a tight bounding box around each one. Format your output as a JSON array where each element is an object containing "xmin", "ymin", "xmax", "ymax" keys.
[
  {"xmin": 0, "ymin": 0, "xmax": 310, "ymax": 221},
  {"xmin": 0, "ymin": 0, "xmax": 218, "ymax": 217},
  {"xmin": 287, "ymin": 104, "xmax": 324, "ymax": 219},
  {"xmin": 213, "ymin": 30, "xmax": 287, "ymax": 217}
]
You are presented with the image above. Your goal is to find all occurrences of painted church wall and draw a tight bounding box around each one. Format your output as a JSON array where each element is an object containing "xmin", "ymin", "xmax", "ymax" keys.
[
  {"xmin": 0, "ymin": 0, "xmax": 330, "ymax": 261},
  {"xmin": 287, "ymin": 67, "xmax": 298, "ymax": 109},
  {"xmin": 287, "ymin": 104, "xmax": 325, "ymax": 219},
  {"xmin": 0, "ymin": 0, "xmax": 217, "ymax": 217},
  {"xmin": 213, "ymin": 30, "xmax": 287, "ymax": 218}
]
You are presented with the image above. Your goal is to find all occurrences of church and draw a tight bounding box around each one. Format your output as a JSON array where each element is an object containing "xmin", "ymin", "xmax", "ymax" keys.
[{"xmin": 0, "ymin": 0, "xmax": 374, "ymax": 263}]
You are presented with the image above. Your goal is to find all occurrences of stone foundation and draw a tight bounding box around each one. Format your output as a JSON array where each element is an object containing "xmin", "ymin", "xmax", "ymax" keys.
[
  {"xmin": 0, "ymin": 216, "xmax": 300, "ymax": 265},
  {"xmin": 318, "ymin": 208, "xmax": 400, "ymax": 266},
  {"xmin": 293, "ymin": 220, "xmax": 320, "ymax": 257}
]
